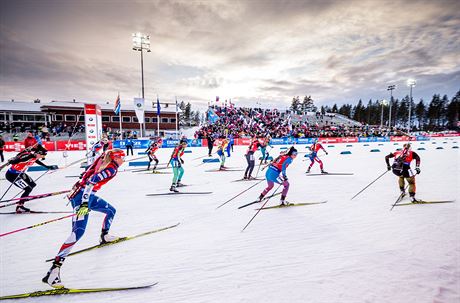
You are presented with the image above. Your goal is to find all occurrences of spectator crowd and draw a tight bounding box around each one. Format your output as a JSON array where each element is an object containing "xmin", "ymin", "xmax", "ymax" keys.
[{"xmin": 195, "ymin": 106, "xmax": 408, "ymax": 140}]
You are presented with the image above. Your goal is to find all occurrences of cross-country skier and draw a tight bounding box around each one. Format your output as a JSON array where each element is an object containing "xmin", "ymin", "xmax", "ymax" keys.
[
  {"xmin": 88, "ymin": 137, "xmax": 110, "ymax": 165},
  {"xmin": 306, "ymin": 139, "xmax": 328, "ymax": 174},
  {"xmin": 257, "ymin": 146, "xmax": 297, "ymax": 206},
  {"xmin": 259, "ymin": 136, "xmax": 272, "ymax": 164},
  {"xmin": 43, "ymin": 149, "xmax": 125, "ymax": 288},
  {"xmin": 145, "ymin": 138, "xmax": 161, "ymax": 171},
  {"xmin": 385, "ymin": 143, "xmax": 421, "ymax": 202},
  {"xmin": 4, "ymin": 144, "xmax": 58, "ymax": 213},
  {"xmin": 243, "ymin": 136, "xmax": 261, "ymax": 180},
  {"xmin": 217, "ymin": 137, "xmax": 229, "ymax": 170},
  {"xmin": 169, "ymin": 138, "xmax": 187, "ymax": 192}
]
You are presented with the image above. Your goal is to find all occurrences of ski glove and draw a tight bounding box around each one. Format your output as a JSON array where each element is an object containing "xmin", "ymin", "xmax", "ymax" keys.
[
  {"xmin": 76, "ymin": 202, "xmax": 90, "ymax": 216},
  {"xmin": 180, "ymin": 158, "xmax": 184, "ymax": 164},
  {"xmin": 282, "ymin": 175, "xmax": 288, "ymax": 181},
  {"xmin": 325, "ymin": 152, "xmax": 328, "ymax": 155},
  {"xmin": 415, "ymin": 167, "xmax": 421, "ymax": 174},
  {"xmin": 387, "ymin": 165, "xmax": 391, "ymax": 171},
  {"xmin": 47, "ymin": 165, "xmax": 59, "ymax": 170}
]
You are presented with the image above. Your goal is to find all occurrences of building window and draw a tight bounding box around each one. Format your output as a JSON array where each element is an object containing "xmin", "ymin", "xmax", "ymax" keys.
[
  {"xmin": 145, "ymin": 117, "xmax": 150, "ymax": 123},
  {"xmin": 122, "ymin": 116, "xmax": 131, "ymax": 123},
  {"xmin": 102, "ymin": 116, "xmax": 110, "ymax": 122},
  {"xmin": 65, "ymin": 115, "xmax": 76, "ymax": 122},
  {"xmin": 132, "ymin": 117, "xmax": 139, "ymax": 123},
  {"xmin": 12, "ymin": 114, "xmax": 24, "ymax": 121},
  {"xmin": 152, "ymin": 117, "xmax": 158, "ymax": 123},
  {"xmin": 170, "ymin": 118, "xmax": 176, "ymax": 123},
  {"xmin": 112, "ymin": 116, "xmax": 120, "ymax": 122},
  {"xmin": 54, "ymin": 114, "xmax": 63, "ymax": 121},
  {"xmin": 161, "ymin": 118, "xmax": 168, "ymax": 123},
  {"xmin": 78, "ymin": 115, "xmax": 85, "ymax": 122}
]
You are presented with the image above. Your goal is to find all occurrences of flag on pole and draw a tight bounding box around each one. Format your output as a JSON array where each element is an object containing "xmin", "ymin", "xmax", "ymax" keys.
[
  {"xmin": 114, "ymin": 94, "xmax": 121, "ymax": 115},
  {"xmin": 156, "ymin": 97, "xmax": 161, "ymax": 115},
  {"xmin": 208, "ymin": 108, "xmax": 219, "ymax": 123}
]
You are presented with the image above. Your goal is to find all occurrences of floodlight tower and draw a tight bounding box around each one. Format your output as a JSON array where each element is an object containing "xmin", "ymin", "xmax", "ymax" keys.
[
  {"xmin": 407, "ymin": 79, "xmax": 416, "ymax": 131},
  {"xmin": 387, "ymin": 85, "xmax": 396, "ymax": 127},
  {"xmin": 132, "ymin": 32, "xmax": 151, "ymax": 100}
]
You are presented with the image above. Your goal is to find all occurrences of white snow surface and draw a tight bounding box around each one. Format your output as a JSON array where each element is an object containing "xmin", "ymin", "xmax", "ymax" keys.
[{"xmin": 0, "ymin": 138, "xmax": 459, "ymax": 303}]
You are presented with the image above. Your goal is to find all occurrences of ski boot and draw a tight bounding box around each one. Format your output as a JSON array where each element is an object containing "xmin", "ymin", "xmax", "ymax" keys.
[
  {"xmin": 100, "ymin": 230, "xmax": 120, "ymax": 244},
  {"xmin": 258, "ymin": 194, "xmax": 265, "ymax": 202},
  {"xmin": 243, "ymin": 175, "xmax": 248, "ymax": 180},
  {"xmin": 410, "ymin": 196, "xmax": 421, "ymax": 203},
  {"xmin": 400, "ymin": 188, "xmax": 407, "ymax": 198},
  {"xmin": 42, "ymin": 257, "xmax": 65, "ymax": 288},
  {"xmin": 321, "ymin": 169, "xmax": 328, "ymax": 174},
  {"xmin": 170, "ymin": 184, "xmax": 179, "ymax": 193},
  {"xmin": 306, "ymin": 167, "xmax": 311, "ymax": 173},
  {"xmin": 280, "ymin": 200, "xmax": 290, "ymax": 206},
  {"xmin": 16, "ymin": 204, "xmax": 31, "ymax": 213},
  {"xmin": 176, "ymin": 181, "xmax": 185, "ymax": 187}
]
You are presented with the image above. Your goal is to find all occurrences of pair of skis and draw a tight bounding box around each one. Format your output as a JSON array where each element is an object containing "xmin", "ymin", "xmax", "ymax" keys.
[
  {"xmin": 305, "ymin": 172, "xmax": 353, "ymax": 176},
  {"xmin": 146, "ymin": 191, "xmax": 212, "ymax": 197},
  {"xmin": 0, "ymin": 224, "xmax": 181, "ymax": 299},
  {"xmin": 0, "ymin": 283, "xmax": 157, "ymax": 300},
  {"xmin": 0, "ymin": 190, "xmax": 70, "ymax": 209},
  {"xmin": 45, "ymin": 223, "xmax": 180, "ymax": 261}
]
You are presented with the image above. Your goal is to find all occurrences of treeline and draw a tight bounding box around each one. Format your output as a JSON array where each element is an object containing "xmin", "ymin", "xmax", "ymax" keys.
[
  {"xmin": 291, "ymin": 90, "xmax": 460, "ymax": 131},
  {"xmin": 178, "ymin": 101, "xmax": 201, "ymax": 126}
]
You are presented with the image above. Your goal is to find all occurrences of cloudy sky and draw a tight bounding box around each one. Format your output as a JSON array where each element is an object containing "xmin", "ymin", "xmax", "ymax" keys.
[{"xmin": 0, "ymin": 0, "xmax": 459, "ymax": 110}]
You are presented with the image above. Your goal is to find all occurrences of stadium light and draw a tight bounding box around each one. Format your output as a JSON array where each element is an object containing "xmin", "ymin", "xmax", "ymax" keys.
[
  {"xmin": 387, "ymin": 85, "xmax": 396, "ymax": 128},
  {"xmin": 406, "ymin": 79, "xmax": 416, "ymax": 132},
  {"xmin": 132, "ymin": 32, "xmax": 151, "ymax": 137}
]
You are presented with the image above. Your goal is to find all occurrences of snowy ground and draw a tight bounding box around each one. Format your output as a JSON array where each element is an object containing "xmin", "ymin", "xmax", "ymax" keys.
[{"xmin": 0, "ymin": 137, "xmax": 459, "ymax": 302}]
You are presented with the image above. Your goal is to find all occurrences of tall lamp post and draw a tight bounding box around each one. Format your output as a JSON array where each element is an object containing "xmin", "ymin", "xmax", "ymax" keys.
[
  {"xmin": 380, "ymin": 99, "xmax": 388, "ymax": 128},
  {"xmin": 407, "ymin": 79, "xmax": 416, "ymax": 132},
  {"xmin": 387, "ymin": 85, "xmax": 396, "ymax": 128},
  {"xmin": 132, "ymin": 32, "xmax": 151, "ymax": 137}
]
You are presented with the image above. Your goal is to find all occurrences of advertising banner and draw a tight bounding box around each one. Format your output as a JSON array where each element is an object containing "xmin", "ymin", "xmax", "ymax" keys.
[
  {"xmin": 56, "ymin": 140, "xmax": 86, "ymax": 151},
  {"xmin": 84, "ymin": 104, "xmax": 102, "ymax": 157}
]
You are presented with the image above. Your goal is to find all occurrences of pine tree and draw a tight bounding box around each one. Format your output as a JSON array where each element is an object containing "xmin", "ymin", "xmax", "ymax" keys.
[
  {"xmin": 427, "ymin": 94, "xmax": 441, "ymax": 127},
  {"xmin": 352, "ymin": 99, "xmax": 364, "ymax": 123},
  {"xmin": 414, "ymin": 99, "xmax": 426, "ymax": 130},
  {"xmin": 290, "ymin": 96, "xmax": 300, "ymax": 114},
  {"xmin": 185, "ymin": 102, "xmax": 192, "ymax": 122},
  {"xmin": 302, "ymin": 95, "xmax": 316, "ymax": 113},
  {"xmin": 446, "ymin": 90, "xmax": 459, "ymax": 129},
  {"xmin": 398, "ymin": 96, "xmax": 409, "ymax": 128},
  {"xmin": 331, "ymin": 104, "xmax": 338, "ymax": 113},
  {"xmin": 440, "ymin": 95, "xmax": 449, "ymax": 126}
]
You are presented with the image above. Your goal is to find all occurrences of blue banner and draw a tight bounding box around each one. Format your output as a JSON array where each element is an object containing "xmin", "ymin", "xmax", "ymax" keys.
[
  {"xmin": 113, "ymin": 139, "xmax": 204, "ymax": 149},
  {"xmin": 358, "ymin": 137, "xmax": 390, "ymax": 142}
]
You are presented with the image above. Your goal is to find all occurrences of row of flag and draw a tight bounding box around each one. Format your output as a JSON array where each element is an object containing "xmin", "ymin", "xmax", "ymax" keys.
[{"xmin": 113, "ymin": 95, "xmax": 180, "ymax": 116}]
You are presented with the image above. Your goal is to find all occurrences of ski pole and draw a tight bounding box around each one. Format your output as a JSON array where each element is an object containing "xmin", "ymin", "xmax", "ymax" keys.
[
  {"xmin": 5, "ymin": 170, "xmax": 50, "ymax": 202},
  {"xmin": 350, "ymin": 170, "xmax": 389, "ymax": 200},
  {"xmin": 0, "ymin": 214, "xmax": 75, "ymax": 238},
  {"xmin": 241, "ymin": 183, "xmax": 283, "ymax": 232},
  {"xmin": 0, "ymin": 190, "xmax": 70, "ymax": 208},
  {"xmin": 255, "ymin": 146, "xmax": 272, "ymax": 178},
  {"xmin": 390, "ymin": 185, "xmax": 409, "ymax": 211},
  {"xmin": 216, "ymin": 179, "xmax": 264, "ymax": 209}
]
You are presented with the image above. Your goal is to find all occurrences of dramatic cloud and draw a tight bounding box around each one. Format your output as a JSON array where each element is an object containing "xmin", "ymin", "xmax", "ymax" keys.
[{"xmin": 0, "ymin": 0, "xmax": 459, "ymax": 110}]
